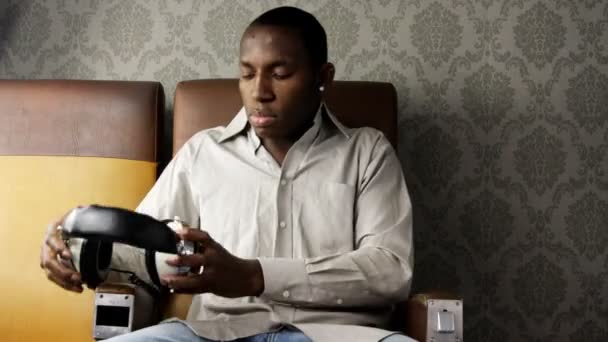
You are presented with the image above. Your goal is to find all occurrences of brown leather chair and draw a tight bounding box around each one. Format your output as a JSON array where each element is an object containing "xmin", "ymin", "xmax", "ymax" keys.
[
  {"xmin": 163, "ymin": 79, "xmax": 458, "ymax": 341},
  {"xmin": 0, "ymin": 80, "xmax": 163, "ymax": 342},
  {"xmin": 172, "ymin": 79, "xmax": 398, "ymax": 154}
]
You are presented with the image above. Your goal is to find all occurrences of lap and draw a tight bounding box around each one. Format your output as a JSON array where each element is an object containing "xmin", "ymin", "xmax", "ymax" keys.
[
  {"xmin": 102, "ymin": 322, "xmax": 206, "ymax": 342},
  {"xmin": 101, "ymin": 322, "xmax": 407, "ymax": 342},
  {"xmin": 243, "ymin": 326, "xmax": 311, "ymax": 342},
  {"xmin": 100, "ymin": 323, "xmax": 309, "ymax": 342}
]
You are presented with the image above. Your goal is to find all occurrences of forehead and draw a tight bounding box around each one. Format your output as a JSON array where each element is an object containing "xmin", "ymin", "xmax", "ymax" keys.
[{"xmin": 239, "ymin": 25, "xmax": 308, "ymax": 63}]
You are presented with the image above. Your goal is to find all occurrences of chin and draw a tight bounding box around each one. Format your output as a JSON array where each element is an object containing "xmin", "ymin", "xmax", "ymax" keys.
[{"xmin": 252, "ymin": 126, "xmax": 277, "ymax": 139}]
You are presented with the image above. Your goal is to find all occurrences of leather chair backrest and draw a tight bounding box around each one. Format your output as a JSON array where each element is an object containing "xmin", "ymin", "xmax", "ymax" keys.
[
  {"xmin": 172, "ymin": 79, "xmax": 398, "ymax": 154},
  {"xmin": 0, "ymin": 80, "xmax": 163, "ymax": 342},
  {"xmin": 163, "ymin": 79, "xmax": 398, "ymax": 320}
]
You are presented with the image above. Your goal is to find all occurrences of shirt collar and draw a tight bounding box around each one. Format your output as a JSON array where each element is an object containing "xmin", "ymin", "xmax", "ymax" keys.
[
  {"xmin": 218, "ymin": 107, "xmax": 249, "ymax": 143},
  {"xmin": 217, "ymin": 103, "xmax": 351, "ymax": 146},
  {"xmin": 322, "ymin": 105, "xmax": 351, "ymax": 139}
]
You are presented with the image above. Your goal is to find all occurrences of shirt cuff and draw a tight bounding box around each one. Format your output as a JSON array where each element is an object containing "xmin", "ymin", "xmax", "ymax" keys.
[{"xmin": 257, "ymin": 257, "xmax": 309, "ymax": 301}]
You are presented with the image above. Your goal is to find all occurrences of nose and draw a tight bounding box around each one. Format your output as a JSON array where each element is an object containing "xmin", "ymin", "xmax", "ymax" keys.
[{"xmin": 252, "ymin": 75, "xmax": 274, "ymax": 103}]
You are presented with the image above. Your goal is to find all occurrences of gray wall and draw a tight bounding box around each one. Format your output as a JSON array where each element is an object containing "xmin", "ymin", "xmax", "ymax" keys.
[{"xmin": 1, "ymin": 1, "xmax": 607, "ymax": 341}]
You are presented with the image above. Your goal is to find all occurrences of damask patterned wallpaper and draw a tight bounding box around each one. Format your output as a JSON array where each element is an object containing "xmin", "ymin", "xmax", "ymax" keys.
[{"xmin": 1, "ymin": 1, "xmax": 607, "ymax": 341}]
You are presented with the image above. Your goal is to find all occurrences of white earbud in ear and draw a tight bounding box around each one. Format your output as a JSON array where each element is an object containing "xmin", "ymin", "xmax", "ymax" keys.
[{"xmin": 319, "ymin": 85, "xmax": 325, "ymax": 92}]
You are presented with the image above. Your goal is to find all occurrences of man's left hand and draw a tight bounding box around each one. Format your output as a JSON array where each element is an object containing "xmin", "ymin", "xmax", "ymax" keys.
[{"xmin": 160, "ymin": 228, "xmax": 265, "ymax": 298}]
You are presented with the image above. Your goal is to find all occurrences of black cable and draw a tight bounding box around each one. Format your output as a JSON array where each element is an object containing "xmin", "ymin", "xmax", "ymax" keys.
[{"xmin": 110, "ymin": 268, "xmax": 162, "ymax": 298}]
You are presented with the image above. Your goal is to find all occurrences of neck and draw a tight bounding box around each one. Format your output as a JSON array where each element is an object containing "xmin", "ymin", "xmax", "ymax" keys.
[
  {"xmin": 261, "ymin": 139, "xmax": 292, "ymax": 166},
  {"xmin": 260, "ymin": 101, "xmax": 322, "ymax": 165},
  {"xmin": 261, "ymin": 116, "xmax": 315, "ymax": 166}
]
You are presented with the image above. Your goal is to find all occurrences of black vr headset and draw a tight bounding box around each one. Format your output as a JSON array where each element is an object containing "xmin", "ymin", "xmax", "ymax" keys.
[{"xmin": 58, "ymin": 205, "xmax": 198, "ymax": 293}]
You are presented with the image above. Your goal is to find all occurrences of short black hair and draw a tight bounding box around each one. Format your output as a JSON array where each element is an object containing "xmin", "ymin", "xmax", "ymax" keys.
[{"xmin": 247, "ymin": 6, "xmax": 328, "ymax": 69}]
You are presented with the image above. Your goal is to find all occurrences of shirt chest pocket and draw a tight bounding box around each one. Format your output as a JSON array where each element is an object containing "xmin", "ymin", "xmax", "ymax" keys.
[{"xmin": 293, "ymin": 181, "xmax": 356, "ymax": 256}]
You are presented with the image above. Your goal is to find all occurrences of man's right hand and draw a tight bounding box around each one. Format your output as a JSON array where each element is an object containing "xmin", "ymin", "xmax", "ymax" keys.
[{"xmin": 40, "ymin": 214, "xmax": 83, "ymax": 293}]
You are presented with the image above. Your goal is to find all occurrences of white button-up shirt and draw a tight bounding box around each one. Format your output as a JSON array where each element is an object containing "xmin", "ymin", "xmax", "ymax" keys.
[{"xmin": 114, "ymin": 105, "xmax": 414, "ymax": 342}]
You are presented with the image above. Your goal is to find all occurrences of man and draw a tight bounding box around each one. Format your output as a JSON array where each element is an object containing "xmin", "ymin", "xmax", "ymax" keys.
[{"xmin": 40, "ymin": 6, "xmax": 414, "ymax": 342}]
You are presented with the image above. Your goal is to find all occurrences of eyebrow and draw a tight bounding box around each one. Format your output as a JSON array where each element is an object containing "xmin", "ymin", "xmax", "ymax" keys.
[{"xmin": 239, "ymin": 60, "xmax": 292, "ymax": 69}]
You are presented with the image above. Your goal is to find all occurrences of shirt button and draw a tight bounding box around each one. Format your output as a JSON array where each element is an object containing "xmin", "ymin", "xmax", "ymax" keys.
[
  {"xmin": 279, "ymin": 221, "xmax": 286, "ymax": 228},
  {"xmin": 337, "ymin": 298, "xmax": 343, "ymax": 305},
  {"xmin": 280, "ymin": 179, "xmax": 287, "ymax": 186},
  {"xmin": 282, "ymin": 290, "xmax": 290, "ymax": 298}
]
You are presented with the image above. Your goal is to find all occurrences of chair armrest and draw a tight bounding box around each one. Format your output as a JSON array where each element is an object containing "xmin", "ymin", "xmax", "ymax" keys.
[
  {"xmin": 394, "ymin": 290, "xmax": 461, "ymax": 342},
  {"xmin": 161, "ymin": 293, "xmax": 193, "ymax": 320}
]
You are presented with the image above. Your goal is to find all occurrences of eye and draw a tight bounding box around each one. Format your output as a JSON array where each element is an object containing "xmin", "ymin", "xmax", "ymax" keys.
[
  {"xmin": 272, "ymin": 73, "xmax": 290, "ymax": 80},
  {"xmin": 240, "ymin": 73, "xmax": 254, "ymax": 80}
]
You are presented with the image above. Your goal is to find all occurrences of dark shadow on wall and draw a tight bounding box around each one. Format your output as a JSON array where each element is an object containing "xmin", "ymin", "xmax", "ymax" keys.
[
  {"xmin": 0, "ymin": 2, "xmax": 17, "ymax": 67},
  {"xmin": 397, "ymin": 114, "xmax": 489, "ymax": 339},
  {"xmin": 397, "ymin": 118, "xmax": 468, "ymax": 295},
  {"xmin": 0, "ymin": 1, "xmax": 26, "ymax": 78}
]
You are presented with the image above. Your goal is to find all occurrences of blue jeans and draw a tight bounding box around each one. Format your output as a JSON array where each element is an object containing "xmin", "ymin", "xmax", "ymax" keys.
[
  {"xmin": 103, "ymin": 322, "xmax": 311, "ymax": 342},
  {"xmin": 103, "ymin": 322, "xmax": 412, "ymax": 342}
]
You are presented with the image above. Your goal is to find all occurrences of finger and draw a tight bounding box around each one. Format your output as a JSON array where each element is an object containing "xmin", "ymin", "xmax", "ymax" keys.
[
  {"xmin": 44, "ymin": 259, "xmax": 82, "ymax": 290},
  {"xmin": 47, "ymin": 271, "xmax": 83, "ymax": 293},
  {"xmin": 58, "ymin": 256, "xmax": 75, "ymax": 270},
  {"xmin": 46, "ymin": 218, "xmax": 63, "ymax": 234},
  {"xmin": 165, "ymin": 253, "xmax": 206, "ymax": 268},
  {"xmin": 160, "ymin": 274, "xmax": 207, "ymax": 294},
  {"xmin": 46, "ymin": 234, "xmax": 71, "ymax": 259},
  {"xmin": 45, "ymin": 220, "xmax": 72, "ymax": 259},
  {"xmin": 175, "ymin": 228, "xmax": 214, "ymax": 245},
  {"xmin": 42, "ymin": 255, "xmax": 79, "ymax": 281}
]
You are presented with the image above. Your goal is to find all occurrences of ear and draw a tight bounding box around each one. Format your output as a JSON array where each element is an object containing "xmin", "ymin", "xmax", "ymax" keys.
[{"xmin": 317, "ymin": 62, "xmax": 335, "ymax": 91}]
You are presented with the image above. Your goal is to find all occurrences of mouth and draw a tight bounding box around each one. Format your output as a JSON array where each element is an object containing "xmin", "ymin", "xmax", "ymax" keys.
[{"xmin": 249, "ymin": 111, "xmax": 278, "ymax": 128}]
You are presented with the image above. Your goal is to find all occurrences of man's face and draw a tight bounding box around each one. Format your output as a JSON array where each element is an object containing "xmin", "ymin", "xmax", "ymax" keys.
[{"xmin": 239, "ymin": 25, "xmax": 319, "ymax": 141}]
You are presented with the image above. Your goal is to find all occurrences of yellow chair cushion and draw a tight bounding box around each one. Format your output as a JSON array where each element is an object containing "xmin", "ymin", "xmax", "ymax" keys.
[{"xmin": 0, "ymin": 156, "xmax": 155, "ymax": 342}]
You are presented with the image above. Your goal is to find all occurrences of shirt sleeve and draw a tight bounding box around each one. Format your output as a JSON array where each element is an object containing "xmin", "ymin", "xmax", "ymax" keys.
[
  {"xmin": 258, "ymin": 132, "xmax": 413, "ymax": 307},
  {"xmin": 107, "ymin": 139, "xmax": 200, "ymax": 287}
]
